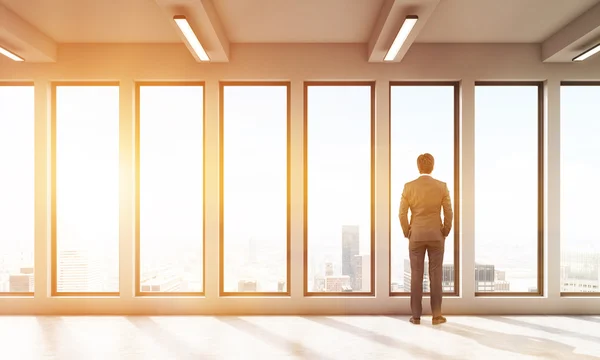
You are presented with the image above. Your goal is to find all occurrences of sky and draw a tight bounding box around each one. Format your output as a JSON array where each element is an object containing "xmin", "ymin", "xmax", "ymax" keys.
[
  {"xmin": 306, "ymin": 86, "xmax": 372, "ymax": 255},
  {"xmin": 140, "ymin": 86, "xmax": 204, "ymax": 258},
  {"xmin": 560, "ymin": 85, "xmax": 600, "ymax": 253},
  {"xmin": 1, "ymin": 83, "xmax": 599, "ymax": 293},
  {"xmin": 0, "ymin": 86, "xmax": 34, "ymax": 255},
  {"xmin": 56, "ymin": 86, "xmax": 119, "ymax": 254}
]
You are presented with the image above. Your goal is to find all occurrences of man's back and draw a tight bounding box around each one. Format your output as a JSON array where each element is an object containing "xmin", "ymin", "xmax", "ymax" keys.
[
  {"xmin": 399, "ymin": 175, "xmax": 453, "ymax": 243},
  {"xmin": 401, "ymin": 153, "xmax": 452, "ymax": 325}
]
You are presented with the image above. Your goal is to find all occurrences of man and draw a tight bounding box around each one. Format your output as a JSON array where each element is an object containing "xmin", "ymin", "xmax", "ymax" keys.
[{"xmin": 399, "ymin": 153, "xmax": 453, "ymax": 325}]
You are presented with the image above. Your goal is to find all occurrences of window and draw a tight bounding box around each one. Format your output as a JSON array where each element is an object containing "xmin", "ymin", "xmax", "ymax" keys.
[
  {"xmin": 0, "ymin": 83, "xmax": 34, "ymax": 294},
  {"xmin": 389, "ymin": 83, "xmax": 459, "ymax": 295},
  {"xmin": 220, "ymin": 83, "xmax": 290, "ymax": 294},
  {"xmin": 560, "ymin": 82, "xmax": 600, "ymax": 295},
  {"xmin": 474, "ymin": 82, "xmax": 543, "ymax": 295},
  {"xmin": 305, "ymin": 82, "xmax": 374, "ymax": 294},
  {"xmin": 137, "ymin": 83, "xmax": 204, "ymax": 294},
  {"xmin": 52, "ymin": 83, "xmax": 120, "ymax": 295}
]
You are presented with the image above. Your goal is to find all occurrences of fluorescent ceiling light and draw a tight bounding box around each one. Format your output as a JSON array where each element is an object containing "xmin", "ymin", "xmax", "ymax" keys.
[
  {"xmin": 0, "ymin": 45, "xmax": 24, "ymax": 62},
  {"xmin": 173, "ymin": 15, "xmax": 210, "ymax": 62},
  {"xmin": 573, "ymin": 43, "xmax": 600, "ymax": 62},
  {"xmin": 384, "ymin": 15, "xmax": 418, "ymax": 61}
]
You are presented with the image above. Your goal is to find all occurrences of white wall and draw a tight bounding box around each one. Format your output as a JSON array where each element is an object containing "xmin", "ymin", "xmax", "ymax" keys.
[{"xmin": 0, "ymin": 43, "xmax": 599, "ymax": 315}]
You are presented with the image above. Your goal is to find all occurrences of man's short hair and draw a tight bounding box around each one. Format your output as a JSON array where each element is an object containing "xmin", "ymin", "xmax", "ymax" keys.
[{"xmin": 417, "ymin": 153, "xmax": 434, "ymax": 174}]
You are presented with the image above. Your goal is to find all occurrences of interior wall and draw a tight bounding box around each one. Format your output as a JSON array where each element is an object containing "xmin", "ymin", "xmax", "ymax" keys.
[{"xmin": 0, "ymin": 43, "xmax": 599, "ymax": 315}]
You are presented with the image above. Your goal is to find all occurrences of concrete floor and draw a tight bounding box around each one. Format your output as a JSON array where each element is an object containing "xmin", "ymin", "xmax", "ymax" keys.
[{"xmin": 1, "ymin": 315, "xmax": 599, "ymax": 359}]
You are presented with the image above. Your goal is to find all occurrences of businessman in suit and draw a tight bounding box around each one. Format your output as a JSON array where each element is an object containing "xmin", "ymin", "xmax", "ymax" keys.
[{"xmin": 399, "ymin": 153, "xmax": 453, "ymax": 325}]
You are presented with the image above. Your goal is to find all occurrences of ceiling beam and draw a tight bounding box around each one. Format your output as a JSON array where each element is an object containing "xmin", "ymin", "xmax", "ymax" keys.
[
  {"xmin": 155, "ymin": 0, "xmax": 230, "ymax": 62},
  {"xmin": 0, "ymin": 3, "xmax": 56, "ymax": 62},
  {"xmin": 367, "ymin": 0, "xmax": 440, "ymax": 63},
  {"xmin": 542, "ymin": 2, "xmax": 600, "ymax": 63}
]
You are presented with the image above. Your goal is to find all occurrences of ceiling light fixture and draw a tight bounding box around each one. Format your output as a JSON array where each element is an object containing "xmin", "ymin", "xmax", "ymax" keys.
[
  {"xmin": 384, "ymin": 15, "xmax": 418, "ymax": 61},
  {"xmin": 572, "ymin": 43, "xmax": 600, "ymax": 62},
  {"xmin": 173, "ymin": 15, "xmax": 210, "ymax": 62},
  {"xmin": 0, "ymin": 45, "xmax": 24, "ymax": 62}
]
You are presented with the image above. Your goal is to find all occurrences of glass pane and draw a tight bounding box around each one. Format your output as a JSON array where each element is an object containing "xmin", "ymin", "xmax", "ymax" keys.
[
  {"xmin": 139, "ymin": 85, "xmax": 204, "ymax": 293},
  {"xmin": 560, "ymin": 84, "xmax": 600, "ymax": 293},
  {"xmin": 390, "ymin": 85, "xmax": 456, "ymax": 293},
  {"xmin": 474, "ymin": 85, "xmax": 539, "ymax": 293},
  {"xmin": 56, "ymin": 85, "xmax": 120, "ymax": 293},
  {"xmin": 222, "ymin": 85, "xmax": 288, "ymax": 293},
  {"xmin": 0, "ymin": 85, "xmax": 34, "ymax": 293},
  {"xmin": 306, "ymin": 85, "xmax": 372, "ymax": 293}
]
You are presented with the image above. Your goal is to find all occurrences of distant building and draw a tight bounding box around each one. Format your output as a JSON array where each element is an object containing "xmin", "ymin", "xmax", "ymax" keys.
[
  {"xmin": 9, "ymin": 267, "xmax": 34, "ymax": 292},
  {"xmin": 325, "ymin": 275, "xmax": 351, "ymax": 292},
  {"xmin": 442, "ymin": 264, "xmax": 454, "ymax": 292},
  {"xmin": 560, "ymin": 251, "xmax": 600, "ymax": 292},
  {"xmin": 475, "ymin": 264, "xmax": 495, "ymax": 292},
  {"xmin": 57, "ymin": 250, "xmax": 102, "ymax": 292},
  {"xmin": 313, "ymin": 274, "xmax": 325, "ymax": 292},
  {"xmin": 312, "ymin": 261, "xmax": 334, "ymax": 291},
  {"xmin": 351, "ymin": 254, "xmax": 370, "ymax": 292},
  {"xmin": 277, "ymin": 280, "xmax": 286, "ymax": 292},
  {"xmin": 496, "ymin": 270, "xmax": 506, "ymax": 281},
  {"xmin": 141, "ymin": 274, "xmax": 185, "ymax": 292},
  {"xmin": 342, "ymin": 225, "xmax": 359, "ymax": 288},
  {"xmin": 324, "ymin": 262, "xmax": 334, "ymax": 277},
  {"xmin": 495, "ymin": 281, "xmax": 510, "ymax": 292},
  {"xmin": 238, "ymin": 279, "xmax": 257, "ymax": 292},
  {"xmin": 404, "ymin": 261, "xmax": 511, "ymax": 292}
]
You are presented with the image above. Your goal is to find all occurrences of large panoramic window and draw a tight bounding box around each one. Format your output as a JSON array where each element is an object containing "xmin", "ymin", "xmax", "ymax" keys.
[
  {"xmin": 389, "ymin": 83, "xmax": 458, "ymax": 295},
  {"xmin": 0, "ymin": 84, "xmax": 35, "ymax": 294},
  {"xmin": 474, "ymin": 83, "xmax": 543, "ymax": 295},
  {"xmin": 137, "ymin": 83, "xmax": 204, "ymax": 294},
  {"xmin": 53, "ymin": 84, "xmax": 120, "ymax": 294},
  {"xmin": 220, "ymin": 83, "xmax": 289, "ymax": 294},
  {"xmin": 560, "ymin": 82, "xmax": 600, "ymax": 295},
  {"xmin": 305, "ymin": 83, "xmax": 374, "ymax": 294}
]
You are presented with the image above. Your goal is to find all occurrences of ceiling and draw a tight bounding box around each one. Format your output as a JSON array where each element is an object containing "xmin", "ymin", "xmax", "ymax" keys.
[
  {"xmin": 212, "ymin": 0, "xmax": 385, "ymax": 43},
  {"xmin": 1, "ymin": 0, "xmax": 599, "ymax": 63},
  {"xmin": 0, "ymin": 0, "xmax": 598, "ymax": 44},
  {"xmin": 417, "ymin": 0, "xmax": 599, "ymax": 43},
  {"xmin": 0, "ymin": 0, "xmax": 179, "ymax": 43}
]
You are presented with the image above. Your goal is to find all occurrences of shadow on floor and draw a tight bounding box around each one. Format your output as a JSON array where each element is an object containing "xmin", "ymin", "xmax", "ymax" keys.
[
  {"xmin": 437, "ymin": 320, "xmax": 600, "ymax": 359},
  {"xmin": 35, "ymin": 316, "xmax": 85, "ymax": 359},
  {"xmin": 126, "ymin": 316, "xmax": 208, "ymax": 359},
  {"xmin": 216, "ymin": 316, "xmax": 328, "ymax": 360},
  {"xmin": 568, "ymin": 316, "xmax": 600, "ymax": 324},
  {"xmin": 303, "ymin": 316, "xmax": 461, "ymax": 360},
  {"xmin": 487, "ymin": 316, "xmax": 600, "ymax": 344}
]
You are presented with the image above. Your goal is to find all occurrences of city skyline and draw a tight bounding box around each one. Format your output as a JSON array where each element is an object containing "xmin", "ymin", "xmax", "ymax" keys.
[{"xmin": 1, "ymin": 83, "xmax": 599, "ymax": 294}]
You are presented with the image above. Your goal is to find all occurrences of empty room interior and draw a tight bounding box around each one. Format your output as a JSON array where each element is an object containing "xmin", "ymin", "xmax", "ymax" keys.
[{"xmin": 1, "ymin": 0, "xmax": 600, "ymax": 358}]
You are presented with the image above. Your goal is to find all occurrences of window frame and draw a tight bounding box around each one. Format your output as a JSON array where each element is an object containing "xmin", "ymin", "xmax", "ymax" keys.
[
  {"xmin": 218, "ymin": 81, "xmax": 292, "ymax": 296},
  {"xmin": 0, "ymin": 81, "xmax": 35, "ymax": 297},
  {"xmin": 473, "ymin": 81, "xmax": 545, "ymax": 297},
  {"xmin": 388, "ymin": 81, "xmax": 461, "ymax": 297},
  {"xmin": 134, "ymin": 81, "xmax": 207, "ymax": 297},
  {"xmin": 559, "ymin": 80, "xmax": 600, "ymax": 297},
  {"xmin": 303, "ymin": 81, "xmax": 376, "ymax": 296},
  {"xmin": 51, "ymin": 81, "xmax": 121, "ymax": 296}
]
